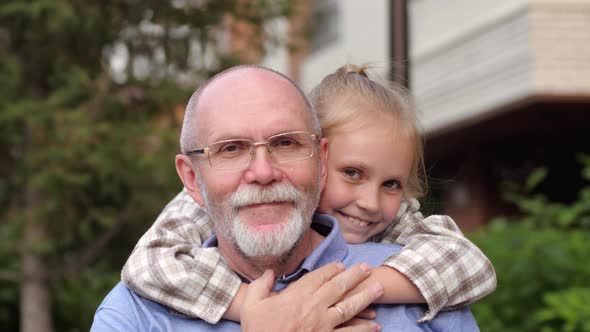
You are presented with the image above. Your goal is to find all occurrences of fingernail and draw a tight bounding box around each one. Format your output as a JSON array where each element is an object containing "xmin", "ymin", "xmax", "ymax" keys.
[
  {"xmin": 259, "ymin": 269, "xmax": 272, "ymax": 281},
  {"xmin": 359, "ymin": 263, "xmax": 371, "ymax": 273},
  {"xmin": 370, "ymin": 322, "xmax": 381, "ymax": 331},
  {"xmin": 372, "ymin": 283, "xmax": 384, "ymax": 296}
]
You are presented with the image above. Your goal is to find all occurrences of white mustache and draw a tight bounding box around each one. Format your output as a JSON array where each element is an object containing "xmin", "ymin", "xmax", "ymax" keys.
[{"xmin": 229, "ymin": 183, "xmax": 300, "ymax": 208}]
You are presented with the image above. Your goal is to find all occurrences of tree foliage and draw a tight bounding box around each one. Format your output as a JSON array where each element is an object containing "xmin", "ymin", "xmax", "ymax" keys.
[
  {"xmin": 470, "ymin": 154, "xmax": 590, "ymax": 332},
  {"xmin": 0, "ymin": 1, "xmax": 290, "ymax": 330}
]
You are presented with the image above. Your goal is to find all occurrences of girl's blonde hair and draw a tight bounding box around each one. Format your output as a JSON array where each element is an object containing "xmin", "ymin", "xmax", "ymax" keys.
[{"xmin": 309, "ymin": 64, "xmax": 426, "ymax": 198}]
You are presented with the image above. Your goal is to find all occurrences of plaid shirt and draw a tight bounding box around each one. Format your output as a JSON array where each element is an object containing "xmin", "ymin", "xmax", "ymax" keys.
[{"xmin": 121, "ymin": 189, "xmax": 496, "ymax": 323}]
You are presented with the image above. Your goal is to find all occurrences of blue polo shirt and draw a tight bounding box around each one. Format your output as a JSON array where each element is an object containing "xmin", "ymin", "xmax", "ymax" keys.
[{"xmin": 91, "ymin": 214, "xmax": 479, "ymax": 331}]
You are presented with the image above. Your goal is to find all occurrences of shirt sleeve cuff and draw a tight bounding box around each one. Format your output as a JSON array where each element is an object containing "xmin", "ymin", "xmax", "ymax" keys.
[
  {"xmin": 382, "ymin": 248, "xmax": 448, "ymax": 322},
  {"xmin": 193, "ymin": 265, "xmax": 242, "ymax": 324}
]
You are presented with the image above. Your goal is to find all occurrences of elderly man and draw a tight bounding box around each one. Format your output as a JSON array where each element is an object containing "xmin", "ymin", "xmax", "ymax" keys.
[{"xmin": 91, "ymin": 66, "xmax": 479, "ymax": 331}]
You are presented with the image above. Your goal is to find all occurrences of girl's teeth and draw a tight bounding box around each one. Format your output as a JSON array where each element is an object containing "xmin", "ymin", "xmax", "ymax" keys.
[{"xmin": 346, "ymin": 216, "xmax": 369, "ymax": 227}]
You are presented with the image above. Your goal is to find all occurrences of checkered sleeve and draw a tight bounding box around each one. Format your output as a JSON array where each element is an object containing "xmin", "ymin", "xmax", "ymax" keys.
[
  {"xmin": 376, "ymin": 198, "xmax": 497, "ymax": 322},
  {"xmin": 121, "ymin": 189, "xmax": 240, "ymax": 324}
]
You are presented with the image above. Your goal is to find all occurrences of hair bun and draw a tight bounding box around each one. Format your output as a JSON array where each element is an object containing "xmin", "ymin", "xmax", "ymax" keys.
[{"xmin": 340, "ymin": 64, "xmax": 369, "ymax": 78}]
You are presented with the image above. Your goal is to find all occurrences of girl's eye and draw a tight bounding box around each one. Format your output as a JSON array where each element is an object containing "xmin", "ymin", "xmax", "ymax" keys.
[
  {"xmin": 383, "ymin": 180, "xmax": 401, "ymax": 190},
  {"xmin": 343, "ymin": 168, "xmax": 361, "ymax": 180}
]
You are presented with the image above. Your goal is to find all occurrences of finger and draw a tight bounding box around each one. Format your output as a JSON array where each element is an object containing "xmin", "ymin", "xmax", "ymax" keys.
[
  {"xmin": 355, "ymin": 308, "xmax": 377, "ymax": 319},
  {"xmin": 335, "ymin": 318, "xmax": 381, "ymax": 332},
  {"xmin": 328, "ymin": 282, "xmax": 384, "ymax": 326},
  {"xmin": 284, "ymin": 262, "xmax": 345, "ymax": 294},
  {"xmin": 242, "ymin": 269, "xmax": 275, "ymax": 308},
  {"xmin": 314, "ymin": 263, "xmax": 372, "ymax": 306}
]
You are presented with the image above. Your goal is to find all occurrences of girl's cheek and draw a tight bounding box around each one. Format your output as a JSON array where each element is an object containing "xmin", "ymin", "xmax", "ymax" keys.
[
  {"xmin": 384, "ymin": 198, "xmax": 403, "ymax": 221},
  {"xmin": 324, "ymin": 174, "xmax": 360, "ymax": 212},
  {"xmin": 318, "ymin": 185, "xmax": 339, "ymax": 213},
  {"xmin": 319, "ymin": 193, "xmax": 340, "ymax": 212}
]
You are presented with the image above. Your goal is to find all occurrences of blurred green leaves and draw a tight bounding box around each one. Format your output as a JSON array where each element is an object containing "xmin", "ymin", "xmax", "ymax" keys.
[
  {"xmin": 535, "ymin": 288, "xmax": 590, "ymax": 332},
  {"xmin": 0, "ymin": 0, "xmax": 290, "ymax": 330},
  {"xmin": 470, "ymin": 155, "xmax": 590, "ymax": 332},
  {"xmin": 499, "ymin": 154, "xmax": 590, "ymax": 230}
]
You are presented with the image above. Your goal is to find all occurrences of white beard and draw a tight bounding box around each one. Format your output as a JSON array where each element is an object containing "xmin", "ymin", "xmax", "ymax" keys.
[{"xmin": 201, "ymin": 180, "xmax": 320, "ymax": 258}]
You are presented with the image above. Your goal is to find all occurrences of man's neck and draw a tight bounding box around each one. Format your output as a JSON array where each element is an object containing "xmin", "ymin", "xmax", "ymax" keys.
[{"xmin": 217, "ymin": 229, "xmax": 325, "ymax": 281}]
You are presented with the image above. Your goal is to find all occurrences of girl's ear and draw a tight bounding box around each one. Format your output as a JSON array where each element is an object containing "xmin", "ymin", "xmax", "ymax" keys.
[
  {"xmin": 319, "ymin": 138, "xmax": 329, "ymax": 191},
  {"xmin": 175, "ymin": 154, "xmax": 204, "ymax": 206}
]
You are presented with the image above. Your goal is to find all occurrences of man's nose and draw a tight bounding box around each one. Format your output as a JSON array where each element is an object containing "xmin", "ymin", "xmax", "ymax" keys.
[{"xmin": 243, "ymin": 145, "xmax": 283, "ymax": 185}]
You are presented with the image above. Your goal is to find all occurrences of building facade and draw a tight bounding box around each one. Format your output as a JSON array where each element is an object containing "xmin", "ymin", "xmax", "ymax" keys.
[{"xmin": 262, "ymin": 0, "xmax": 590, "ymax": 229}]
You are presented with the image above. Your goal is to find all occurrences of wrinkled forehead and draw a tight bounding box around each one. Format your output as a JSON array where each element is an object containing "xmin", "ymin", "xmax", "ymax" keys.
[{"xmin": 195, "ymin": 69, "xmax": 313, "ymax": 142}]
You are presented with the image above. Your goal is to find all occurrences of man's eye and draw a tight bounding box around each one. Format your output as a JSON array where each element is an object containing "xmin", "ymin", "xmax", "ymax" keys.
[
  {"xmin": 221, "ymin": 144, "xmax": 240, "ymax": 152},
  {"xmin": 215, "ymin": 142, "xmax": 248, "ymax": 155},
  {"xmin": 272, "ymin": 138, "xmax": 299, "ymax": 148},
  {"xmin": 343, "ymin": 168, "xmax": 361, "ymax": 180}
]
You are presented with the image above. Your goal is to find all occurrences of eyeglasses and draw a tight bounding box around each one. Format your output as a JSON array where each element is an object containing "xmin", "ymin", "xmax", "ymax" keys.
[{"xmin": 185, "ymin": 131, "xmax": 319, "ymax": 170}]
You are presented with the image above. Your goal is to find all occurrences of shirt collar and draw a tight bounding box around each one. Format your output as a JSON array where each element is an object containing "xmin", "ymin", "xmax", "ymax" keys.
[{"xmin": 202, "ymin": 213, "xmax": 349, "ymax": 288}]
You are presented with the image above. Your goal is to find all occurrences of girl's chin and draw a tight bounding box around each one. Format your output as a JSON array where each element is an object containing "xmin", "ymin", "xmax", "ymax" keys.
[{"xmin": 342, "ymin": 232, "xmax": 370, "ymax": 244}]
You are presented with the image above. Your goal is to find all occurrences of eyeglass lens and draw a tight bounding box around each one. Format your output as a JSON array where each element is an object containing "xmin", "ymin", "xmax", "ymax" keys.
[{"xmin": 207, "ymin": 132, "xmax": 314, "ymax": 169}]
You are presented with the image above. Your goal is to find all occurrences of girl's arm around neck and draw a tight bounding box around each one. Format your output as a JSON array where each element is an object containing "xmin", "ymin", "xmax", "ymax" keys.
[{"xmin": 375, "ymin": 198, "xmax": 497, "ymax": 321}]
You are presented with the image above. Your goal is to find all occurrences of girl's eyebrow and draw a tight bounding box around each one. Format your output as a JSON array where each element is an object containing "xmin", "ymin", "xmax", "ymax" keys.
[{"xmin": 339, "ymin": 159, "xmax": 369, "ymax": 170}]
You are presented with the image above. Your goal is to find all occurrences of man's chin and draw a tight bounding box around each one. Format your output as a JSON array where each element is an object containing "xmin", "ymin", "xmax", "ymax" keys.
[
  {"xmin": 245, "ymin": 223, "xmax": 288, "ymax": 235},
  {"xmin": 235, "ymin": 235, "xmax": 296, "ymax": 259},
  {"xmin": 237, "ymin": 202, "xmax": 295, "ymax": 227},
  {"xmin": 233, "ymin": 216, "xmax": 302, "ymax": 258}
]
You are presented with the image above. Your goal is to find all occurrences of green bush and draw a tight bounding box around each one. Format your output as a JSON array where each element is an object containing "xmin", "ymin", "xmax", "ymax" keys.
[
  {"xmin": 469, "ymin": 154, "xmax": 590, "ymax": 331},
  {"xmin": 470, "ymin": 223, "xmax": 590, "ymax": 331}
]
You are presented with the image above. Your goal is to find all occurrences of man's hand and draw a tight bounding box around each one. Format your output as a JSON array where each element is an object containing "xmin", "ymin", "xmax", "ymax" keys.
[{"xmin": 241, "ymin": 262, "xmax": 384, "ymax": 332}]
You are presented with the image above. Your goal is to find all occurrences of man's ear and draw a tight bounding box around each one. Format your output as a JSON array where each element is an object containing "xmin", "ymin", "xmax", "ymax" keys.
[
  {"xmin": 175, "ymin": 154, "xmax": 204, "ymax": 206},
  {"xmin": 318, "ymin": 138, "xmax": 329, "ymax": 191}
]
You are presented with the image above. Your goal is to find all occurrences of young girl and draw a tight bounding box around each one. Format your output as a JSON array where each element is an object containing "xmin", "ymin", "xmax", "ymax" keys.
[{"xmin": 121, "ymin": 64, "xmax": 496, "ymax": 323}]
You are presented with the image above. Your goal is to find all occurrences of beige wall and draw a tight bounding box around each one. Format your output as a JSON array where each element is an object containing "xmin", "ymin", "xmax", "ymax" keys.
[{"xmin": 410, "ymin": 0, "xmax": 590, "ymax": 135}]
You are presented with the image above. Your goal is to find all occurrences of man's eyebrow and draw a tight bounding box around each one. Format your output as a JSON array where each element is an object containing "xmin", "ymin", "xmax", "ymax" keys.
[
  {"xmin": 208, "ymin": 135, "xmax": 249, "ymax": 142},
  {"xmin": 208, "ymin": 129, "xmax": 307, "ymax": 143},
  {"xmin": 202, "ymin": 131, "xmax": 253, "ymax": 143}
]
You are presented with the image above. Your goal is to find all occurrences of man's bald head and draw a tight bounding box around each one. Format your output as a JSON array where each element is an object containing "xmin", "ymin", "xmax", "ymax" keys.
[{"xmin": 180, "ymin": 65, "xmax": 320, "ymax": 153}]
